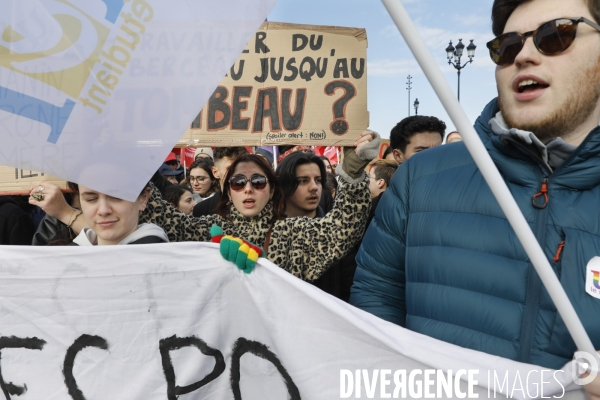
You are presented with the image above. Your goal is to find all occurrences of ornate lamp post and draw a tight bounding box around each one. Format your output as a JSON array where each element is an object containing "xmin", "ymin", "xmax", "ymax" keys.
[
  {"xmin": 413, "ymin": 98, "xmax": 419, "ymax": 116},
  {"xmin": 445, "ymin": 39, "xmax": 476, "ymax": 101},
  {"xmin": 406, "ymin": 75, "xmax": 412, "ymax": 116}
]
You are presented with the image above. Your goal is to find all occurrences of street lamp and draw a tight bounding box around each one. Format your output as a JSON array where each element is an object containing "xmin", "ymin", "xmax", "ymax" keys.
[
  {"xmin": 446, "ymin": 39, "xmax": 476, "ymax": 101},
  {"xmin": 406, "ymin": 75, "xmax": 412, "ymax": 116},
  {"xmin": 414, "ymin": 98, "xmax": 419, "ymax": 115}
]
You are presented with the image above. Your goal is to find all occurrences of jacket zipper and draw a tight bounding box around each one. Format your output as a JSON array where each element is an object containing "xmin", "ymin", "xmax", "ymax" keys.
[
  {"xmin": 532, "ymin": 178, "xmax": 549, "ymax": 209},
  {"xmin": 553, "ymin": 241, "xmax": 565, "ymax": 263},
  {"xmin": 518, "ymin": 176, "xmax": 550, "ymax": 363}
]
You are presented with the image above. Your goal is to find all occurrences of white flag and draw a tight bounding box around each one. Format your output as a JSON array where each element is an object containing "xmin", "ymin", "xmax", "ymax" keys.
[{"xmin": 0, "ymin": 0, "xmax": 277, "ymax": 200}]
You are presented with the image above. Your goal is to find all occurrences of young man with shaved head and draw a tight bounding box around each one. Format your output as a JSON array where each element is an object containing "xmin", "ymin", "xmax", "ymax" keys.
[{"xmin": 352, "ymin": 0, "xmax": 600, "ymax": 395}]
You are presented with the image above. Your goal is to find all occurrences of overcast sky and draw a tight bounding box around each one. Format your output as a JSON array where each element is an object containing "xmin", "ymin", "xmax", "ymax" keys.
[{"xmin": 268, "ymin": 0, "xmax": 497, "ymax": 138}]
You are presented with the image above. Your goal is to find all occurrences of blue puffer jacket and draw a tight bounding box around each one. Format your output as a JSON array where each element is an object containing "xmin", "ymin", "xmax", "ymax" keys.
[{"xmin": 351, "ymin": 98, "xmax": 600, "ymax": 369}]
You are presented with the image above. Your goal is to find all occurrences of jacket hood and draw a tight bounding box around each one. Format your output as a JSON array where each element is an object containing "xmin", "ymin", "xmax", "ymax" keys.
[
  {"xmin": 474, "ymin": 97, "xmax": 600, "ymax": 190},
  {"xmin": 73, "ymin": 223, "xmax": 169, "ymax": 246}
]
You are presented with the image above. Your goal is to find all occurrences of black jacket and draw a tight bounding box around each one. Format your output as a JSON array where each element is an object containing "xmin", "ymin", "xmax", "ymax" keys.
[
  {"xmin": 192, "ymin": 192, "xmax": 221, "ymax": 217},
  {"xmin": 0, "ymin": 196, "xmax": 35, "ymax": 245}
]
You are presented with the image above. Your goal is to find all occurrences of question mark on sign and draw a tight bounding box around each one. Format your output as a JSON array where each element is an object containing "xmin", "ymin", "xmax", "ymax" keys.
[{"xmin": 325, "ymin": 80, "xmax": 356, "ymax": 135}]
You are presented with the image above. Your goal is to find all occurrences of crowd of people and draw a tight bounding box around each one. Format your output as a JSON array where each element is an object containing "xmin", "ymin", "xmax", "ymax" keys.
[
  {"xmin": 1, "ymin": 0, "xmax": 599, "ymax": 396},
  {"xmin": 1, "ymin": 120, "xmax": 453, "ymax": 294}
]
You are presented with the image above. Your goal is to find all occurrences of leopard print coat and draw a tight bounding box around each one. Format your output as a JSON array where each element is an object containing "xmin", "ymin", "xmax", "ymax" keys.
[{"xmin": 140, "ymin": 177, "xmax": 371, "ymax": 281}]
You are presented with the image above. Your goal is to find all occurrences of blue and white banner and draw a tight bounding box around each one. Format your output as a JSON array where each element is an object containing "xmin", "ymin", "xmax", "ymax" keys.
[
  {"xmin": 0, "ymin": 0, "xmax": 276, "ymax": 200},
  {"xmin": 0, "ymin": 243, "xmax": 586, "ymax": 399}
]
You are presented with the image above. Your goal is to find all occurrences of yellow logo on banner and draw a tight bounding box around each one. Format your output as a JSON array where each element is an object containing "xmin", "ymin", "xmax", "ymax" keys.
[{"xmin": 0, "ymin": 1, "xmax": 111, "ymax": 99}]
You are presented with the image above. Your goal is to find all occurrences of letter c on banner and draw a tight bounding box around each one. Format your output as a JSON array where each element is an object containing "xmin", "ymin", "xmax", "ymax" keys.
[{"xmin": 63, "ymin": 334, "xmax": 109, "ymax": 400}]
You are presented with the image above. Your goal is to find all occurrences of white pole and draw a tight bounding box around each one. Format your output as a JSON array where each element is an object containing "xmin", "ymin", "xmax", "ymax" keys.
[{"xmin": 381, "ymin": 0, "xmax": 597, "ymax": 356}]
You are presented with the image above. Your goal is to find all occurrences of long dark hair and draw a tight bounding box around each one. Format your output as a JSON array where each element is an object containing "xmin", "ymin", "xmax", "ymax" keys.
[
  {"xmin": 164, "ymin": 184, "xmax": 193, "ymax": 208},
  {"xmin": 189, "ymin": 158, "xmax": 218, "ymax": 195},
  {"xmin": 216, "ymin": 154, "xmax": 285, "ymax": 221}
]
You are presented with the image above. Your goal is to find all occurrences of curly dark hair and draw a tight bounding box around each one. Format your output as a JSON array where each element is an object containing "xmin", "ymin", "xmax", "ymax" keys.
[
  {"xmin": 390, "ymin": 115, "xmax": 446, "ymax": 153},
  {"xmin": 216, "ymin": 154, "xmax": 285, "ymax": 221},
  {"xmin": 491, "ymin": 0, "xmax": 600, "ymax": 36}
]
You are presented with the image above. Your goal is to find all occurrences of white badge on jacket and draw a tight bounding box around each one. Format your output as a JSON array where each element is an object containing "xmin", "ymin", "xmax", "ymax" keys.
[{"xmin": 585, "ymin": 257, "xmax": 600, "ymax": 300}]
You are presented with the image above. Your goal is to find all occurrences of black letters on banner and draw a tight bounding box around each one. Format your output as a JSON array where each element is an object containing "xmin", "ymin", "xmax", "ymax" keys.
[
  {"xmin": 230, "ymin": 60, "xmax": 245, "ymax": 81},
  {"xmin": 191, "ymin": 110, "xmax": 202, "ymax": 129},
  {"xmin": 63, "ymin": 334, "xmax": 109, "ymax": 400},
  {"xmin": 253, "ymin": 88, "xmax": 281, "ymax": 132},
  {"xmin": 232, "ymin": 87, "xmax": 253, "ymax": 130},
  {"xmin": 333, "ymin": 58, "xmax": 349, "ymax": 79},
  {"xmin": 281, "ymin": 89, "xmax": 307, "ymax": 130},
  {"xmin": 159, "ymin": 335, "xmax": 225, "ymax": 400},
  {"xmin": 298, "ymin": 57, "xmax": 316, "ymax": 82},
  {"xmin": 230, "ymin": 338, "xmax": 300, "ymax": 400},
  {"xmin": 325, "ymin": 80, "xmax": 357, "ymax": 135},
  {"xmin": 254, "ymin": 58, "xmax": 269, "ymax": 83},
  {"xmin": 292, "ymin": 34, "xmax": 308, "ymax": 51},
  {"xmin": 208, "ymin": 86, "xmax": 231, "ymax": 130},
  {"xmin": 292, "ymin": 34, "xmax": 323, "ymax": 51},
  {"xmin": 351, "ymin": 58, "xmax": 365, "ymax": 79},
  {"xmin": 284, "ymin": 58, "xmax": 298, "ymax": 82},
  {"xmin": 270, "ymin": 57, "xmax": 284, "ymax": 81},
  {"xmin": 309, "ymin": 35, "xmax": 323, "ymax": 51},
  {"xmin": 255, "ymin": 32, "xmax": 270, "ymax": 54},
  {"xmin": 0, "ymin": 336, "xmax": 46, "ymax": 399}
]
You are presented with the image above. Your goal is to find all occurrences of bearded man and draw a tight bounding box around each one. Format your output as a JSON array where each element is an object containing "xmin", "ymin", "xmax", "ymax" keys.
[{"xmin": 351, "ymin": 0, "xmax": 600, "ymax": 395}]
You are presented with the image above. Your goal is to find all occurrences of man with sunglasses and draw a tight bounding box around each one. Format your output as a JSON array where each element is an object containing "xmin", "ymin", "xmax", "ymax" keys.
[{"xmin": 352, "ymin": 0, "xmax": 600, "ymax": 389}]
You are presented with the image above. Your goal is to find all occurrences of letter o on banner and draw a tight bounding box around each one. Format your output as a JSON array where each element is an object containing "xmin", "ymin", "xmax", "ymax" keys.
[{"xmin": 230, "ymin": 338, "xmax": 300, "ymax": 400}]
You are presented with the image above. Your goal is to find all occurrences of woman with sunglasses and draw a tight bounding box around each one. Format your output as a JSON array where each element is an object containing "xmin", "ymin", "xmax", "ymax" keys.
[{"xmin": 139, "ymin": 131, "xmax": 379, "ymax": 280}]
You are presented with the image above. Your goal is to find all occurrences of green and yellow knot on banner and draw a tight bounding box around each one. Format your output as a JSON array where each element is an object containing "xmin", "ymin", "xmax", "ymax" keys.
[{"xmin": 210, "ymin": 225, "xmax": 263, "ymax": 273}]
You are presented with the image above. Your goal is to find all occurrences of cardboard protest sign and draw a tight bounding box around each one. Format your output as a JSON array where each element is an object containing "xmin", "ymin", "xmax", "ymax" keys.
[
  {"xmin": 0, "ymin": 165, "xmax": 68, "ymax": 195},
  {"xmin": 0, "ymin": 0, "xmax": 277, "ymax": 201},
  {"xmin": 177, "ymin": 22, "xmax": 368, "ymax": 148},
  {"xmin": 0, "ymin": 243, "xmax": 583, "ymax": 399}
]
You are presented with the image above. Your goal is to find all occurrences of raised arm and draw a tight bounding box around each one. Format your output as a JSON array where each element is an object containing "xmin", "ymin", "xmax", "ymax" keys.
[
  {"xmin": 269, "ymin": 131, "xmax": 380, "ymax": 281},
  {"xmin": 139, "ymin": 183, "xmax": 217, "ymax": 242},
  {"xmin": 28, "ymin": 182, "xmax": 86, "ymax": 237}
]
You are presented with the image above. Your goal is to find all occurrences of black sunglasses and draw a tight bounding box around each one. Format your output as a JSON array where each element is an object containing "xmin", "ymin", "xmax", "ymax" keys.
[
  {"xmin": 229, "ymin": 174, "xmax": 269, "ymax": 191},
  {"xmin": 486, "ymin": 17, "xmax": 600, "ymax": 66}
]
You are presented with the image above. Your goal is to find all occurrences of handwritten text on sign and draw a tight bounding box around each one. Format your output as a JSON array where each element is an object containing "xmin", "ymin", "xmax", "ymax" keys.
[{"xmin": 178, "ymin": 22, "xmax": 368, "ymax": 147}]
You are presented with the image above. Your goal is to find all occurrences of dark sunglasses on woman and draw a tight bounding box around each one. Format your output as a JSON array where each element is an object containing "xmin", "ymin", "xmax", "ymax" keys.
[
  {"xmin": 229, "ymin": 174, "xmax": 269, "ymax": 191},
  {"xmin": 486, "ymin": 17, "xmax": 600, "ymax": 66}
]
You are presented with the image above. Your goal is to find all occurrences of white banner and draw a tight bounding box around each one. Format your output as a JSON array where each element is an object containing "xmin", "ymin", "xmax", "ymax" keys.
[
  {"xmin": 0, "ymin": 0, "xmax": 276, "ymax": 200},
  {"xmin": 0, "ymin": 243, "xmax": 586, "ymax": 399}
]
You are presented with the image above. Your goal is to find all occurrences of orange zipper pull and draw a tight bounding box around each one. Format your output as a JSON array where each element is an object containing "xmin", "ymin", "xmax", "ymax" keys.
[
  {"xmin": 532, "ymin": 178, "xmax": 549, "ymax": 209},
  {"xmin": 553, "ymin": 241, "xmax": 565, "ymax": 263}
]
